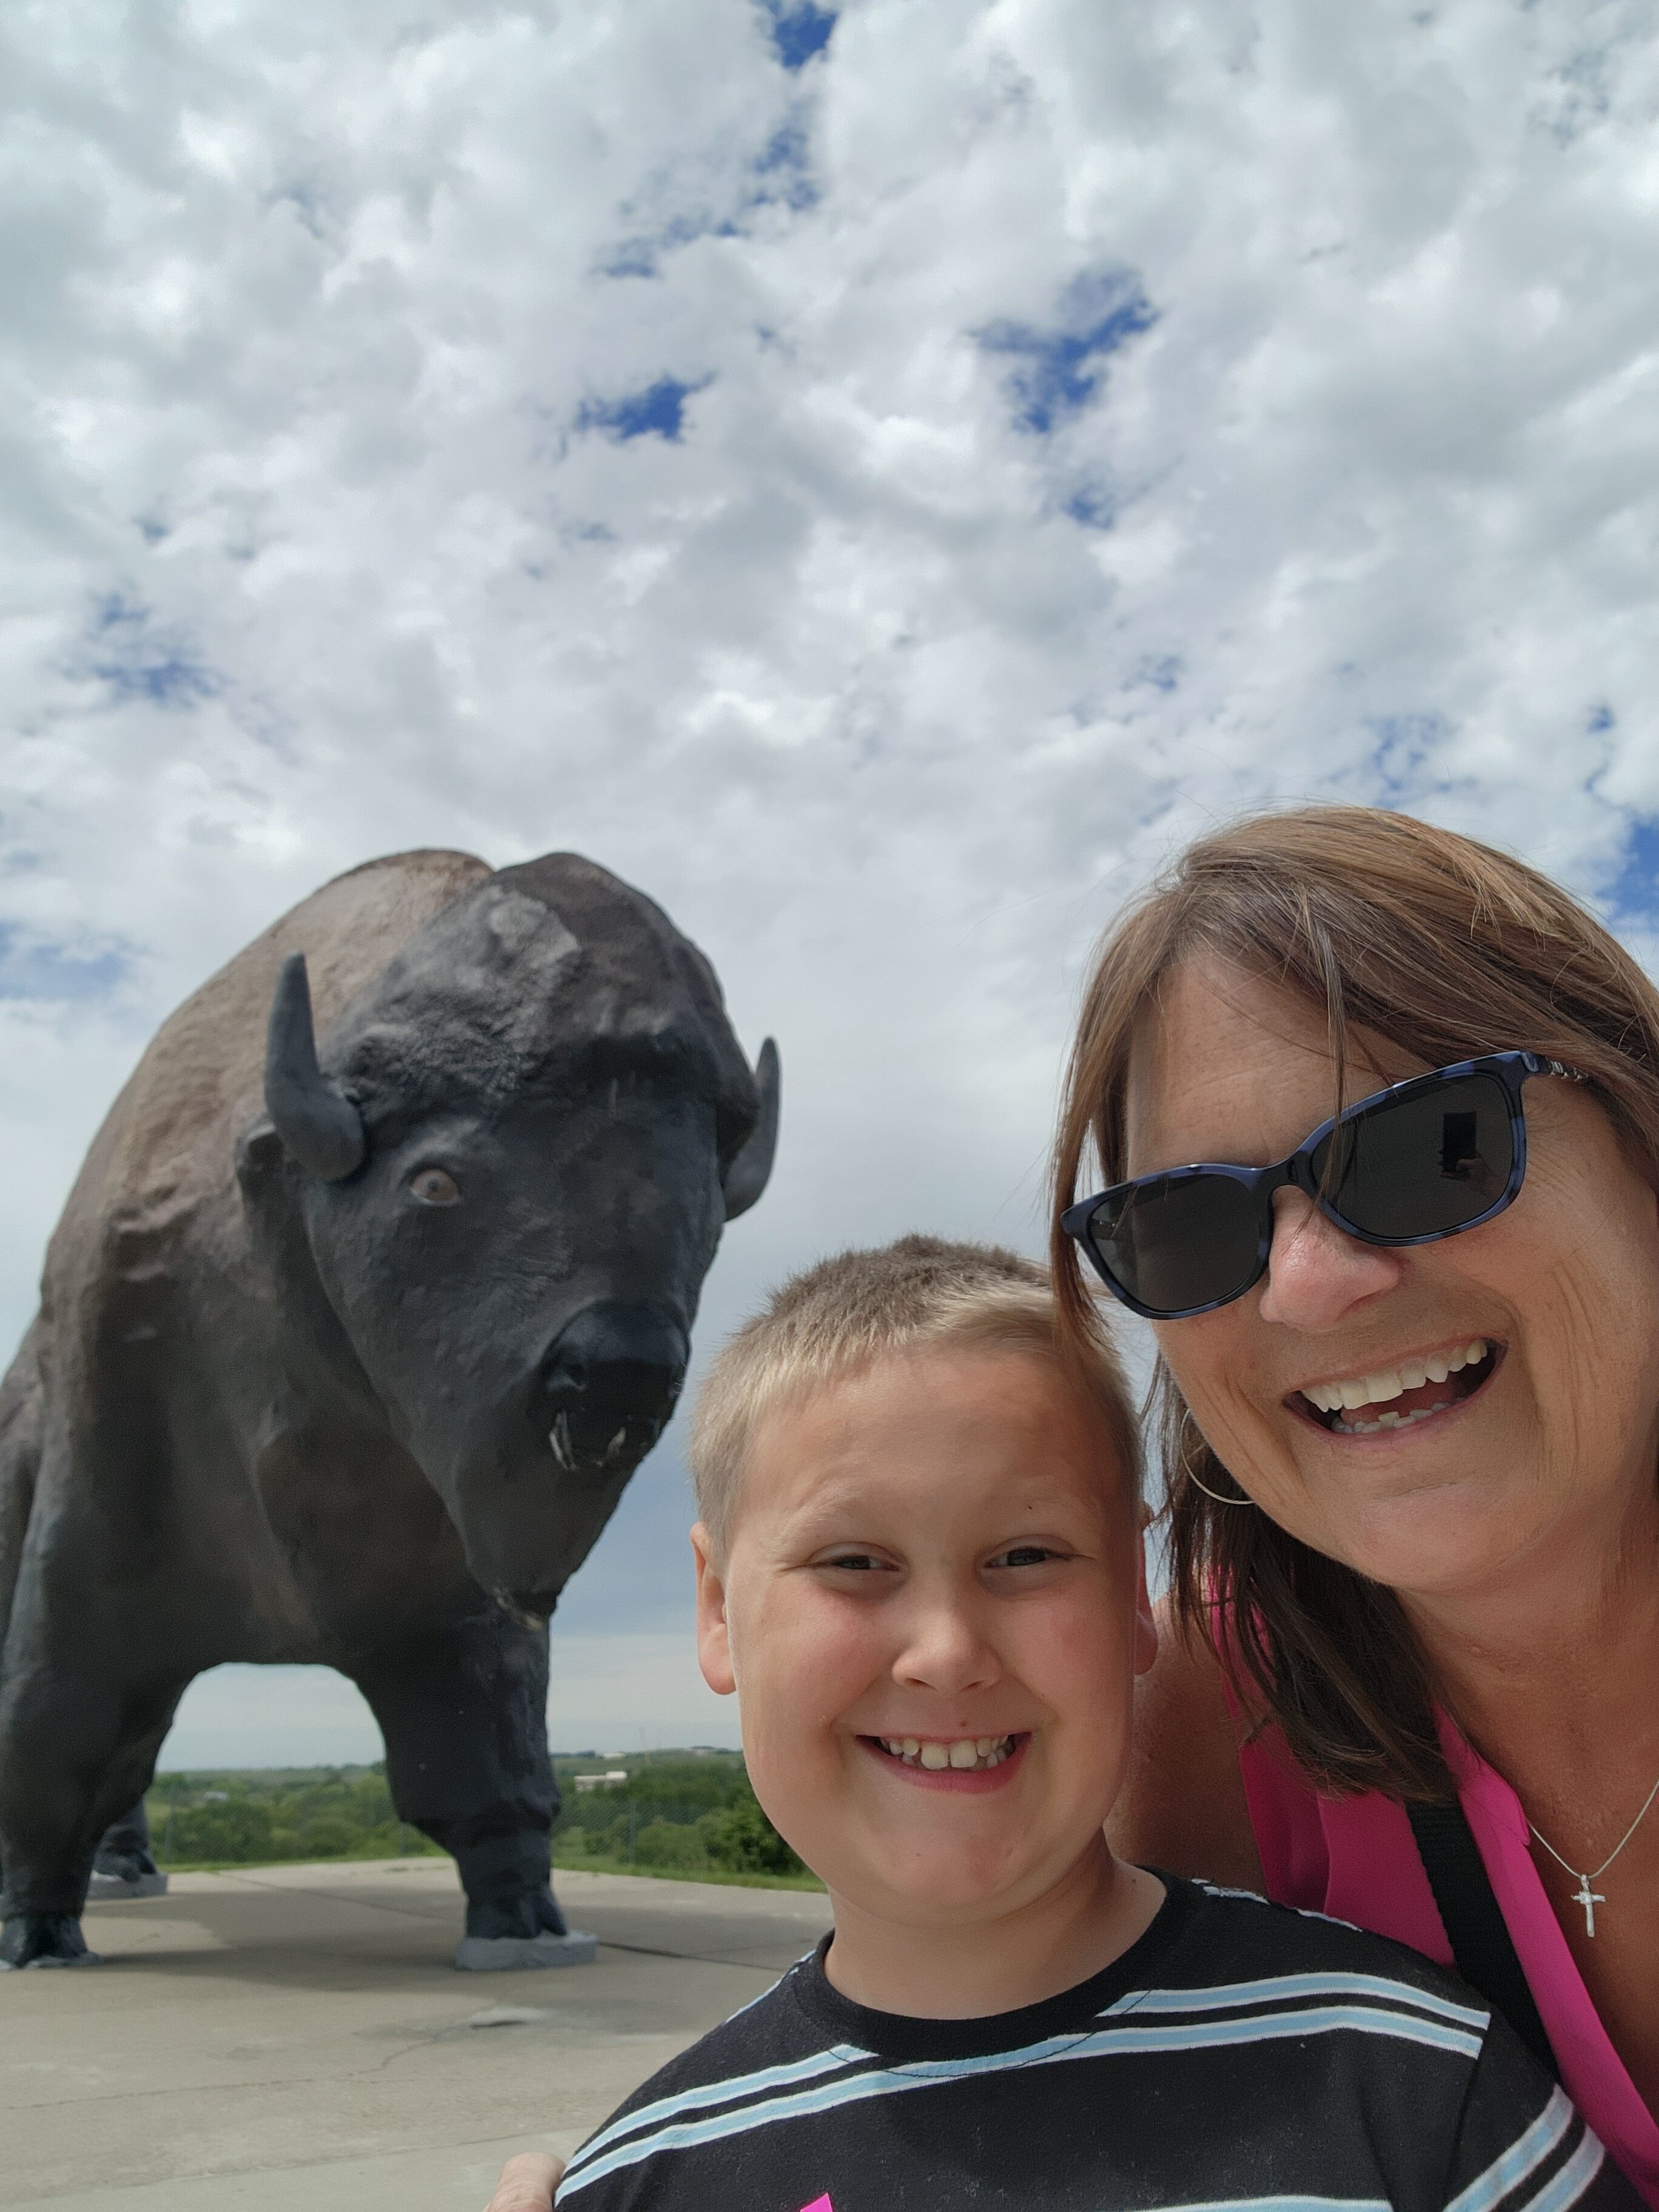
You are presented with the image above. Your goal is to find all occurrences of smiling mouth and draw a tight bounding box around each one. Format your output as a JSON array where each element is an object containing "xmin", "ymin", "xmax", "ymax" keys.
[
  {"xmin": 865, "ymin": 1734, "xmax": 1022, "ymax": 1773},
  {"xmin": 1293, "ymin": 1338, "xmax": 1501, "ymax": 1436}
]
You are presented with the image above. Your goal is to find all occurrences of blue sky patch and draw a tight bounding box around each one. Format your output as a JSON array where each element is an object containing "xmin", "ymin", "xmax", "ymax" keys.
[
  {"xmin": 1129, "ymin": 654, "xmax": 1184, "ymax": 694},
  {"xmin": 598, "ymin": 215, "xmax": 712, "ymax": 280},
  {"xmin": 1064, "ymin": 486, "xmax": 1116, "ymax": 531},
  {"xmin": 765, "ymin": 1, "xmax": 836, "ymax": 70},
  {"xmin": 0, "ymin": 922, "xmax": 132, "ymax": 1004},
  {"xmin": 749, "ymin": 113, "xmax": 818, "ymax": 211},
  {"xmin": 87, "ymin": 594, "xmax": 222, "ymax": 709},
  {"xmin": 576, "ymin": 377, "xmax": 707, "ymax": 442},
  {"xmin": 979, "ymin": 269, "xmax": 1156, "ymax": 436},
  {"xmin": 1606, "ymin": 815, "xmax": 1659, "ymax": 922},
  {"xmin": 1367, "ymin": 711, "xmax": 1451, "ymax": 802}
]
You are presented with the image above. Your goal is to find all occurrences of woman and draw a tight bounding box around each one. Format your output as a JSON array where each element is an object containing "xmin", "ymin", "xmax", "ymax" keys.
[{"xmin": 1053, "ymin": 806, "xmax": 1659, "ymax": 2200}]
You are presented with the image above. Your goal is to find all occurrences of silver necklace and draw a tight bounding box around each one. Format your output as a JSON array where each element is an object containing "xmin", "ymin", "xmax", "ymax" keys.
[{"xmin": 1527, "ymin": 1771, "xmax": 1659, "ymax": 1937}]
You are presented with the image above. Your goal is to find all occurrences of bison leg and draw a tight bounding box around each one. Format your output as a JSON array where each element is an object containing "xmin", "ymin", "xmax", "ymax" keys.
[
  {"xmin": 349, "ymin": 1609, "xmax": 575, "ymax": 1948},
  {"xmin": 90, "ymin": 1797, "xmax": 168, "ymax": 1897},
  {"xmin": 0, "ymin": 1631, "xmax": 184, "ymax": 1968}
]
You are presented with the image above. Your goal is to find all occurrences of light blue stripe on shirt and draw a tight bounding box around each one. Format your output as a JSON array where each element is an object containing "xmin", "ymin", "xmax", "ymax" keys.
[
  {"xmin": 1105, "ymin": 1972, "xmax": 1489, "ymax": 2029},
  {"xmin": 564, "ymin": 2043, "xmax": 870, "ymax": 2174},
  {"xmin": 1446, "ymin": 2088, "xmax": 1578, "ymax": 2212},
  {"xmin": 559, "ymin": 2000, "xmax": 1483, "ymax": 2198},
  {"xmin": 1521, "ymin": 2133, "xmax": 1605, "ymax": 2212}
]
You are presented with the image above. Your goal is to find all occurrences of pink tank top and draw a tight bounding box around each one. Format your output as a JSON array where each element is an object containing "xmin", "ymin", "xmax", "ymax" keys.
[{"xmin": 1232, "ymin": 1701, "xmax": 1659, "ymax": 2204}]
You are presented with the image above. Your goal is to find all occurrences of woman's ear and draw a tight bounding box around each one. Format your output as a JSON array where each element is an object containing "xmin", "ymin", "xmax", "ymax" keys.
[{"xmin": 691, "ymin": 1522, "xmax": 737, "ymax": 1697}]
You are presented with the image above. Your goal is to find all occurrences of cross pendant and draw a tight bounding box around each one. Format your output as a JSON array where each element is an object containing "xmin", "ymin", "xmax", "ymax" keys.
[{"xmin": 1572, "ymin": 1875, "xmax": 1606, "ymax": 1937}]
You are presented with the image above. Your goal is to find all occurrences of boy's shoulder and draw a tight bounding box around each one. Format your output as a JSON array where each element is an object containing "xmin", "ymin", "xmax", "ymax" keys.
[
  {"xmin": 558, "ymin": 1944, "xmax": 831, "ymax": 2191},
  {"xmin": 1162, "ymin": 1870, "xmax": 1489, "ymax": 2002}
]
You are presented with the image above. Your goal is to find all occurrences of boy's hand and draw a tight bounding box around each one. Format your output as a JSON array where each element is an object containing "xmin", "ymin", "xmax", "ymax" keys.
[{"xmin": 484, "ymin": 2151, "xmax": 565, "ymax": 2210}]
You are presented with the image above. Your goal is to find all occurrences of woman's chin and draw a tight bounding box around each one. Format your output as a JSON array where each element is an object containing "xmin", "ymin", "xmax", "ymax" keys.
[{"xmin": 1302, "ymin": 1467, "xmax": 1552, "ymax": 1601}]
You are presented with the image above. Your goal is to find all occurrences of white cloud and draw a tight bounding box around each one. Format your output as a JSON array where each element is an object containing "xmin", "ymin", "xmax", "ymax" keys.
[{"xmin": 5, "ymin": 0, "xmax": 1658, "ymax": 1765}]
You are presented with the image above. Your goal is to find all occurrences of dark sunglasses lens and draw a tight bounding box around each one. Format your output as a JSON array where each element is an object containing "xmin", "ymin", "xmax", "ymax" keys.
[
  {"xmin": 1089, "ymin": 1173, "xmax": 1263, "ymax": 1315},
  {"xmin": 1313, "ymin": 1073, "xmax": 1515, "ymax": 1239}
]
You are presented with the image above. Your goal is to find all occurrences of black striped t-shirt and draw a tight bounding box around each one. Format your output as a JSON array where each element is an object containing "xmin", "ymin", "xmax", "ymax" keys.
[{"xmin": 556, "ymin": 1875, "xmax": 1636, "ymax": 2212}]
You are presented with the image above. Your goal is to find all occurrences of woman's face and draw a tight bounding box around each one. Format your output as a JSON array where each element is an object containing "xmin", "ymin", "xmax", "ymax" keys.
[{"xmin": 1125, "ymin": 957, "xmax": 1659, "ymax": 1611}]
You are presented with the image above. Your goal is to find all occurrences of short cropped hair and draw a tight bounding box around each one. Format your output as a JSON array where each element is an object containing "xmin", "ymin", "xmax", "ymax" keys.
[{"xmin": 689, "ymin": 1233, "xmax": 1140, "ymax": 1554}]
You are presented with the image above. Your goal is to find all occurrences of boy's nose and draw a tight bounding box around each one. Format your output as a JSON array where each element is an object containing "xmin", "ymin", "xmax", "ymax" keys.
[{"xmin": 891, "ymin": 1597, "xmax": 1001, "ymax": 1698}]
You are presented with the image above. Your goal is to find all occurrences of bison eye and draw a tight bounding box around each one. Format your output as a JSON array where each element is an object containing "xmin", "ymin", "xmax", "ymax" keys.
[{"xmin": 409, "ymin": 1167, "xmax": 461, "ymax": 1207}]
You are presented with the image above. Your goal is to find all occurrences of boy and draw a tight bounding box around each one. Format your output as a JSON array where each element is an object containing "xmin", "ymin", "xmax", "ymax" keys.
[{"xmin": 497, "ymin": 1235, "xmax": 1629, "ymax": 2212}]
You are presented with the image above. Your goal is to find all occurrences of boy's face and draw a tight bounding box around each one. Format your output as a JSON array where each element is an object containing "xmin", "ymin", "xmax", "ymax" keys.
[{"xmin": 693, "ymin": 1347, "xmax": 1156, "ymax": 1928}]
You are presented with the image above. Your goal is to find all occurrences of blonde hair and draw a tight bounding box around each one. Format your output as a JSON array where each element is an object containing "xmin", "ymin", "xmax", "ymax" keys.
[
  {"xmin": 689, "ymin": 1234, "xmax": 1140, "ymax": 1553},
  {"xmin": 1050, "ymin": 803, "xmax": 1659, "ymax": 1801}
]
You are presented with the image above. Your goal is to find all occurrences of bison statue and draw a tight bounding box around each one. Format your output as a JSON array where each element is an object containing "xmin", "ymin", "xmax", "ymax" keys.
[{"xmin": 0, "ymin": 848, "xmax": 778, "ymax": 1970}]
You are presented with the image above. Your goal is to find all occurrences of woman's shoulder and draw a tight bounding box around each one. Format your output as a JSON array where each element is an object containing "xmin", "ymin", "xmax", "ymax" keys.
[{"xmin": 1109, "ymin": 1595, "xmax": 1266, "ymax": 1889}]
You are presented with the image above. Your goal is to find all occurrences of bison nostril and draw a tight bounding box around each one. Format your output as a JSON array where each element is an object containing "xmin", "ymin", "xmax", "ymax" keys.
[{"xmin": 537, "ymin": 1300, "xmax": 689, "ymax": 1472}]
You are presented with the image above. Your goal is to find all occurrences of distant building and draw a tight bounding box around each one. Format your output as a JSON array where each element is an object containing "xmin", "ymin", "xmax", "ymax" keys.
[{"xmin": 572, "ymin": 1770, "xmax": 629, "ymax": 1792}]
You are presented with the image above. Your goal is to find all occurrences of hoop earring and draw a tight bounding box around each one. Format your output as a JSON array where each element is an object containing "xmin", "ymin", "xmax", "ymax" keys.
[{"xmin": 1181, "ymin": 1460, "xmax": 1258, "ymax": 1507}]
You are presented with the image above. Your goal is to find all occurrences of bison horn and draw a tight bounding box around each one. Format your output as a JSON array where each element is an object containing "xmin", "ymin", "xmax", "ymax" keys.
[
  {"xmin": 264, "ymin": 953, "xmax": 366, "ymax": 1182},
  {"xmin": 723, "ymin": 1037, "xmax": 779, "ymax": 1221}
]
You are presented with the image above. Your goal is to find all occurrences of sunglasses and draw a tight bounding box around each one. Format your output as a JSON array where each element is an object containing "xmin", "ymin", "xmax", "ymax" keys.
[{"xmin": 1061, "ymin": 1051, "xmax": 1586, "ymax": 1322}]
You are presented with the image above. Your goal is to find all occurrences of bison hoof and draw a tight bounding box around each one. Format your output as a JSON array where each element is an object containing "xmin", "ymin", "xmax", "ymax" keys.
[
  {"xmin": 0, "ymin": 1914, "xmax": 102, "ymax": 1969},
  {"xmin": 89, "ymin": 1848, "xmax": 169, "ymax": 1901},
  {"xmin": 455, "ymin": 1929, "xmax": 598, "ymax": 1972},
  {"xmin": 465, "ymin": 1885, "xmax": 569, "ymax": 1942}
]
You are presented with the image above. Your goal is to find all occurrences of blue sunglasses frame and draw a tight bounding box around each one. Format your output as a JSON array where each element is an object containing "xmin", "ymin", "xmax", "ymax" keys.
[{"xmin": 1061, "ymin": 1050, "xmax": 1584, "ymax": 1322}]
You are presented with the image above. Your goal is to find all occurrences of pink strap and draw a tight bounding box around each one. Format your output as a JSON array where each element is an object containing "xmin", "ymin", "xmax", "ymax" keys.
[{"xmin": 1224, "ymin": 1663, "xmax": 1659, "ymax": 2204}]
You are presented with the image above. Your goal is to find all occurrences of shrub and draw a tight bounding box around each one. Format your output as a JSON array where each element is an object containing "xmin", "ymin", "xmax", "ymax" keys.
[
  {"xmin": 298, "ymin": 1816, "xmax": 355, "ymax": 1859},
  {"xmin": 169, "ymin": 1800, "xmax": 275, "ymax": 1864},
  {"xmin": 703, "ymin": 1791, "xmax": 805, "ymax": 1876},
  {"xmin": 634, "ymin": 1819, "xmax": 709, "ymax": 1871}
]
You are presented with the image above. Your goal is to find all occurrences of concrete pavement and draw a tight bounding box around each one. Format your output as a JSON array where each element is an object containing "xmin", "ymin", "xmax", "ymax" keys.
[{"xmin": 1, "ymin": 1858, "xmax": 833, "ymax": 2209}]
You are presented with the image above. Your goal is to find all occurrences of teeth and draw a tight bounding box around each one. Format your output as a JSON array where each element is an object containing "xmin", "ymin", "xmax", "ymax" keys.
[
  {"xmin": 1303, "ymin": 1340, "xmax": 1489, "ymax": 1420},
  {"xmin": 877, "ymin": 1735, "xmax": 1016, "ymax": 1771},
  {"xmin": 1335, "ymin": 1398, "xmax": 1452, "ymax": 1436}
]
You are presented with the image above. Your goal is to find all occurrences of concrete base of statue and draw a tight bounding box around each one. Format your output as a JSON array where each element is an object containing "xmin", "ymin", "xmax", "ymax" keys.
[
  {"xmin": 453, "ymin": 1928, "xmax": 599, "ymax": 1971},
  {"xmin": 88, "ymin": 1867, "xmax": 170, "ymax": 1899}
]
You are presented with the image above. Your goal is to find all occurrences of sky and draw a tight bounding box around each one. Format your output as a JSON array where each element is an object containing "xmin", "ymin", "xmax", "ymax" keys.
[{"xmin": 3, "ymin": 0, "xmax": 1658, "ymax": 1768}]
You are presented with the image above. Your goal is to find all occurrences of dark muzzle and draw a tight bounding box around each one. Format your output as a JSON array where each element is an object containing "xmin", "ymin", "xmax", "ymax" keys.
[{"xmin": 539, "ymin": 1301, "xmax": 689, "ymax": 1475}]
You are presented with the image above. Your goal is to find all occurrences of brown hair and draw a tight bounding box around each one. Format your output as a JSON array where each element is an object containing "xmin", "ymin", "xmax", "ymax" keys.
[
  {"xmin": 1051, "ymin": 805, "xmax": 1659, "ymax": 1800},
  {"xmin": 690, "ymin": 1234, "xmax": 1141, "ymax": 1557}
]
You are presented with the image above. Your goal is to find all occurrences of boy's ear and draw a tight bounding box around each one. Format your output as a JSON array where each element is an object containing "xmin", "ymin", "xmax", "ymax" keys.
[
  {"xmin": 1133, "ymin": 1522, "xmax": 1159, "ymax": 1679},
  {"xmin": 691, "ymin": 1523, "xmax": 737, "ymax": 1697}
]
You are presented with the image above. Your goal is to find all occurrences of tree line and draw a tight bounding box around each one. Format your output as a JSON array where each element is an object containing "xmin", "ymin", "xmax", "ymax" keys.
[{"xmin": 144, "ymin": 1749, "xmax": 810, "ymax": 1884}]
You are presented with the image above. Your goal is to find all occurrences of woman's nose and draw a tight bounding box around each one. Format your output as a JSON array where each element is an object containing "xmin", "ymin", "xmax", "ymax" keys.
[{"xmin": 1255, "ymin": 1187, "xmax": 1404, "ymax": 1331}]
